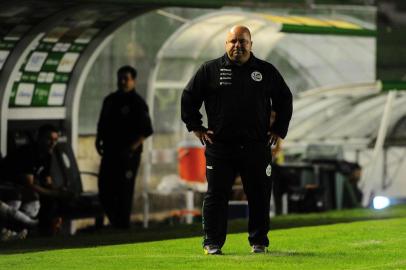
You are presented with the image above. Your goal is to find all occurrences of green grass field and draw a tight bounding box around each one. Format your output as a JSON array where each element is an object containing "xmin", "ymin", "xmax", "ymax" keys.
[{"xmin": 1, "ymin": 206, "xmax": 406, "ymax": 270}]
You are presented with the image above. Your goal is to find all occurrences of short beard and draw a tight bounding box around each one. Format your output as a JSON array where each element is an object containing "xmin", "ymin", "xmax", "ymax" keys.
[{"xmin": 231, "ymin": 52, "xmax": 248, "ymax": 65}]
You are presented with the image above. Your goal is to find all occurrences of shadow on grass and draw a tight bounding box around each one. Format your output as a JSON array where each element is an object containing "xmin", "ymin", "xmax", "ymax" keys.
[
  {"xmin": 0, "ymin": 205, "xmax": 405, "ymax": 255},
  {"xmin": 268, "ymin": 250, "xmax": 318, "ymax": 257},
  {"xmin": 221, "ymin": 250, "xmax": 317, "ymax": 257}
]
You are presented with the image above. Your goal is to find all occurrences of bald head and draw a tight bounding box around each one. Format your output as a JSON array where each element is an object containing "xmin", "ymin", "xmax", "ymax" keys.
[
  {"xmin": 225, "ymin": 25, "xmax": 252, "ymax": 65},
  {"xmin": 227, "ymin": 25, "xmax": 251, "ymax": 40}
]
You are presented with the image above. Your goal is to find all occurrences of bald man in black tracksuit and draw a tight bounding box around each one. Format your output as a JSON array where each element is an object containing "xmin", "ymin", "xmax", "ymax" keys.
[{"xmin": 181, "ymin": 26, "xmax": 292, "ymax": 254}]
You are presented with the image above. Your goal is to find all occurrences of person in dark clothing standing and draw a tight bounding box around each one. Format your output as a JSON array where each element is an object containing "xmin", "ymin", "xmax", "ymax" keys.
[
  {"xmin": 96, "ymin": 66, "xmax": 153, "ymax": 229},
  {"xmin": 181, "ymin": 26, "xmax": 293, "ymax": 254}
]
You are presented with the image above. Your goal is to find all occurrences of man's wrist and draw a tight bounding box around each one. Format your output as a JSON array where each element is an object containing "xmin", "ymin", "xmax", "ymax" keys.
[
  {"xmin": 192, "ymin": 126, "xmax": 207, "ymax": 133},
  {"xmin": 269, "ymin": 130, "xmax": 280, "ymax": 136}
]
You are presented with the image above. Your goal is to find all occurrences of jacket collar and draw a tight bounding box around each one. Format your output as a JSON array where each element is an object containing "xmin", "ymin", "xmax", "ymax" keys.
[
  {"xmin": 221, "ymin": 52, "xmax": 259, "ymax": 68},
  {"xmin": 117, "ymin": 88, "xmax": 136, "ymax": 95}
]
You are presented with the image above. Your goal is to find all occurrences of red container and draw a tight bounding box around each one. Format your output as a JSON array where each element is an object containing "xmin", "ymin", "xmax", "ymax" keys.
[{"xmin": 178, "ymin": 140, "xmax": 206, "ymax": 183}]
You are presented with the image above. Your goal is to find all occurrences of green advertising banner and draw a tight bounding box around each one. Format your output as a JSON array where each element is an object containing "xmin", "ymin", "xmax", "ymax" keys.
[
  {"xmin": 0, "ymin": 3, "xmax": 63, "ymax": 71},
  {"xmin": 9, "ymin": 7, "xmax": 126, "ymax": 107}
]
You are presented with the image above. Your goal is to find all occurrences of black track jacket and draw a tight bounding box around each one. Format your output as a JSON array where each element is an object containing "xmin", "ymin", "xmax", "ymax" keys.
[{"xmin": 181, "ymin": 53, "xmax": 293, "ymax": 143}]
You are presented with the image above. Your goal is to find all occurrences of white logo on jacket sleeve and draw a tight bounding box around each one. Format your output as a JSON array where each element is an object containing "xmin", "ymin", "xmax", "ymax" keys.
[{"xmin": 251, "ymin": 71, "xmax": 262, "ymax": 82}]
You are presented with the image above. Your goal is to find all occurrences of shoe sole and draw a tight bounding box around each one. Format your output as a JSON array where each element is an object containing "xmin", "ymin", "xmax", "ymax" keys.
[
  {"xmin": 251, "ymin": 248, "xmax": 268, "ymax": 253},
  {"xmin": 204, "ymin": 249, "xmax": 223, "ymax": 255}
]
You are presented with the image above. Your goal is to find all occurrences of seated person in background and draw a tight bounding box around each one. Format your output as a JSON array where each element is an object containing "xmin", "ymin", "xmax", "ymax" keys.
[
  {"xmin": 269, "ymin": 111, "xmax": 295, "ymax": 215},
  {"xmin": 1, "ymin": 152, "xmax": 37, "ymax": 240},
  {"xmin": 271, "ymin": 139, "xmax": 293, "ymax": 215},
  {"xmin": 0, "ymin": 200, "xmax": 37, "ymax": 241},
  {"xmin": 340, "ymin": 162, "xmax": 363, "ymax": 208},
  {"xmin": 231, "ymin": 175, "xmax": 247, "ymax": 201},
  {"xmin": 0, "ymin": 125, "xmax": 73, "ymax": 235},
  {"xmin": 0, "ymin": 185, "xmax": 38, "ymax": 241}
]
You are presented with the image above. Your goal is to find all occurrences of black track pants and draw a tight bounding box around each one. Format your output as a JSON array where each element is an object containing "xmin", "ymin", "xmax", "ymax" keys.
[
  {"xmin": 98, "ymin": 152, "xmax": 141, "ymax": 229},
  {"xmin": 202, "ymin": 142, "xmax": 273, "ymax": 248}
]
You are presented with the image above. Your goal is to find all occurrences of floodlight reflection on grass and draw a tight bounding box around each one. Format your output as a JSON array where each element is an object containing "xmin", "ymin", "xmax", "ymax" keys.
[{"xmin": 373, "ymin": 196, "xmax": 391, "ymax": 210}]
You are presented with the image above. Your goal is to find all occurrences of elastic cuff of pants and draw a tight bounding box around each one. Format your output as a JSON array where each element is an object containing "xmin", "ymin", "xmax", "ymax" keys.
[
  {"xmin": 249, "ymin": 238, "xmax": 269, "ymax": 247},
  {"xmin": 203, "ymin": 240, "xmax": 223, "ymax": 248},
  {"xmin": 251, "ymin": 243, "xmax": 269, "ymax": 247}
]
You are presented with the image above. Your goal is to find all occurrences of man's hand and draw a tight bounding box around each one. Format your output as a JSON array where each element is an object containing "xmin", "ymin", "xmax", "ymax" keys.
[
  {"xmin": 95, "ymin": 136, "xmax": 104, "ymax": 156},
  {"xmin": 25, "ymin": 175, "xmax": 66, "ymax": 198},
  {"xmin": 130, "ymin": 137, "xmax": 145, "ymax": 153},
  {"xmin": 193, "ymin": 129, "xmax": 214, "ymax": 145},
  {"xmin": 267, "ymin": 131, "xmax": 280, "ymax": 146}
]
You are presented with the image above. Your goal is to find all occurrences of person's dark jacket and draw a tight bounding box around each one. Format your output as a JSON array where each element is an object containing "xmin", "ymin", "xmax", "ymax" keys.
[
  {"xmin": 0, "ymin": 144, "xmax": 51, "ymax": 185},
  {"xmin": 181, "ymin": 53, "xmax": 293, "ymax": 143},
  {"xmin": 97, "ymin": 90, "xmax": 153, "ymax": 154}
]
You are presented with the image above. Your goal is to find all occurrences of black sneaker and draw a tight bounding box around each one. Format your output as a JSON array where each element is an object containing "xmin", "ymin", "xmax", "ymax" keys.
[
  {"xmin": 204, "ymin": 244, "xmax": 223, "ymax": 255},
  {"xmin": 251, "ymin": 245, "xmax": 267, "ymax": 253}
]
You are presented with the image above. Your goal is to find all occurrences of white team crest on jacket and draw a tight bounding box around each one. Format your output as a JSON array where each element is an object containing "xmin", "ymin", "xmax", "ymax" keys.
[
  {"xmin": 266, "ymin": 164, "xmax": 272, "ymax": 176},
  {"xmin": 251, "ymin": 71, "xmax": 262, "ymax": 82}
]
